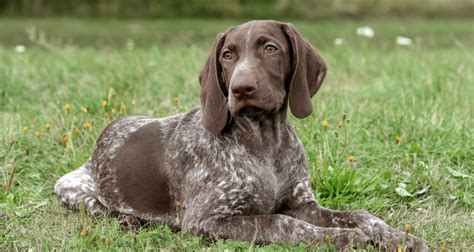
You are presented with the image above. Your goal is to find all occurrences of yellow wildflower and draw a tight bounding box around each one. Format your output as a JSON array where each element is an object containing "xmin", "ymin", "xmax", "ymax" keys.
[
  {"xmin": 405, "ymin": 223, "xmax": 411, "ymax": 233},
  {"xmin": 120, "ymin": 103, "xmax": 126, "ymax": 113},
  {"xmin": 348, "ymin": 156, "xmax": 356, "ymax": 162},
  {"xmin": 80, "ymin": 226, "xmax": 88, "ymax": 238},
  {"xmin": 173, "ymin": 96, "xmax": 180, "ymax": 103},
  {"xmin": 395, "ymin": 135, "xmax": 401, "ymax": 143},
  {"xmin": 111, "ymin": 108, "xmax": 116, "ymax": 115},
  {"xmin": 441, "ymin": 241, "xmax": 446, "ymax": 252},
  {"xmin": 62, "ymin": 135, "xmax": 69, "ymax": 144},
  {"xmin": 324, "ymin": 234, "xmax": 332, "ymax": 243},
  {"xmin": 83, "ymin": 122, "xmax": 92, "ymax": 130},
  {"xmin": 45, "ymin": 123, "xmax": 51, "ymax": 131},
  {"xmin": 74, "ymin": 128, "xmax": 81, "ymax": 135},
  {"xmin": 107, "ymin": 88, "xmax": 115, "ymax": 101},
  {"xmin": 22, "ymin": 126, "xmax": 29, "ymax": 134},
  {"xmin": 102, "ymin": 100, "xmax": 108, "ymax": 108},
  {"xmin": 338, "ymin": 113, "xmax": 346, "ymax": 128},
  {"xmin": 34, "ymin": 130, "xmax": 41, "ymax": 139},
  {"xmin": 63, "ymin": 103, "xmax": 71, "ymax": 111},
  {"xmin": 321, "ymin": 119, "xmax": 329, "ymax": 129},
  {"xmin": 397, "ymin": 247, "xmax": 402, "ymax": 252},
  {"xmin": 82, "ymin": 107, "xmax": 89, "ymax": 113},
  {"xmin": 103, "ymin": 236, "xmax": 112, "ymax": 245}
]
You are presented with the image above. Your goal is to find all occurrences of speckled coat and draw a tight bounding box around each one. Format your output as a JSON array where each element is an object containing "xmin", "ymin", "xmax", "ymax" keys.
[{"xmin": 55, "ymin": 20, "xmax": 428, "ymax": 251}]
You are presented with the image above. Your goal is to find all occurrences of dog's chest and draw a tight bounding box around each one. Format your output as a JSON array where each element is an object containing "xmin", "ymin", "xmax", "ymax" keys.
[
  {"xmin": 232, "ymin": 158, "xmax": 280, "ymax": 214},
  {"xmin": 189, "ymin": 147, "xmax": 286, "ymax": 216}
]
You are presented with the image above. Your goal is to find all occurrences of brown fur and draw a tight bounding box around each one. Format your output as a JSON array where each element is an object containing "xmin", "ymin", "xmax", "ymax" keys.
[{"xmin": 55, "ymin": 20, "xmax": 429, "ymax": 251}]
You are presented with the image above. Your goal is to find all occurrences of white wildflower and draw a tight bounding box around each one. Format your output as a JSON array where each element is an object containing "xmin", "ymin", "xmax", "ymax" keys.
[
  {"xmin": 356, "ymin": 26, "xmax": 374, "ymax": 38},
  {"xmin": 15, "ymin": 45, "xmax": 26, "ymax": 53},
  {"xmin": 396, "ymin": 36, "xmax": 413, "ymax": 46},
  {"xmin": 334, "ymin": 38, "xmax": 344, "ymax": 45},
  {"xmin": 126, "ymin": 39, "xmax": 135, "ymax": 50}
]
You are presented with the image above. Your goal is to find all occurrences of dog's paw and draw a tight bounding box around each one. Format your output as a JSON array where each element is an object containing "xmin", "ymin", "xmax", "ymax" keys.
[
  {"xmin": 377, "ymin": 228, "xmax": 429, "ymax": 251},
  {"xmin": 401, "ymin": 232, "xmax": 430, "ymax": 252},
  {"xmin": 354, "ymin": 210, "xmax": 429, "ymax": 251}
]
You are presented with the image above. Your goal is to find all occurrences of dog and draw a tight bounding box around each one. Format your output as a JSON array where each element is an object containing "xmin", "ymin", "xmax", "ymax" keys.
[{"xmin": 55, "ymin": 20, "xmax": 428, "ymax": 250}]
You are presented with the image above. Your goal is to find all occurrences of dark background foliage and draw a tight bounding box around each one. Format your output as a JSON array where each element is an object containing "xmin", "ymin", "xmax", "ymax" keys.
[{"xmin": 0, "ymin": 0, "xmax": 473, "ymax": 19}]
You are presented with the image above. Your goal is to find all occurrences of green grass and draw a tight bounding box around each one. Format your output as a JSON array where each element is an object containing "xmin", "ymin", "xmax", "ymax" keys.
[{"xmin": 1, "ymin": 18, "xmax": 473, "ymax": 250}]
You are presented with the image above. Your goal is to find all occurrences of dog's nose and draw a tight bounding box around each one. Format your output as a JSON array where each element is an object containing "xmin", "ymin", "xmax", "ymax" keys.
[{"xmin": 231, "ymin": 84, "xmax": 256, "ymax": 100}]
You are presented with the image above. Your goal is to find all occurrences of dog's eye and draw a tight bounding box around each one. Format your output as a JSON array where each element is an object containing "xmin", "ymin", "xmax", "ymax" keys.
[
  {"xmin": 222, "ymin": 51, "xmax": 233, "ymax": 61},
  {"xmin": 264, "ymin": 44, "xmax": 277, "ymax": 54}
]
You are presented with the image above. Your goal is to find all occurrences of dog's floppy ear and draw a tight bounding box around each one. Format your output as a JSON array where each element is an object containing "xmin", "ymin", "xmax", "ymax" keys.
[
  {"xmin": 199, "ymin": 32, "xmax": 228, "ymax": 134},
  {"xmin": 281, "ymin": 23, "xmax": 327, "ymax": 119}
]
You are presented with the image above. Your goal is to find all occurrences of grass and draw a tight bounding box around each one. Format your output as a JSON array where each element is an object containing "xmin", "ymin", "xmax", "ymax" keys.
[{"xmin": 0, "ymin": 18, "xmax": 473, "ymax": 250}]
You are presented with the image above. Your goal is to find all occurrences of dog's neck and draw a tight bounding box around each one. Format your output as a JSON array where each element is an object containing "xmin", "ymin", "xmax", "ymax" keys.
[{"xmin": 226, "ymin": 107, "xmax": 291, "ymax": 157}]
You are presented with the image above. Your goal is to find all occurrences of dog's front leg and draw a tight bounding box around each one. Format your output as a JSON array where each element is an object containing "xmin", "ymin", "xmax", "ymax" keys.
[
  {"xmin": 282, "ymin": 200, "xmax": 429, "ymax": 251},
  {"xmin": 186, "ymin": 214, "xmax": 370, "ymax": 249}
]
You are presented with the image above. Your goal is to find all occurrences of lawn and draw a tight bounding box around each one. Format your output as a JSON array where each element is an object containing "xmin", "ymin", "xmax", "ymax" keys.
[{"xmin": 0, "ymin": 18, "xmax": 473, "ymax": 250}]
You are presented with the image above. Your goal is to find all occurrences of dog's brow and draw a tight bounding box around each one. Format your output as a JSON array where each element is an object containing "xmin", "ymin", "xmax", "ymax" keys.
[
  {"xmin": 256, "ymin": 35, "xmax": 284, "ymax": 49},
  {"xmin": 245, "ymin": 22, "xmax": 254, "ymax": 58},
  {"xmin": 222, "ymin": 43, "xmax": 237, "ymax": 52}
]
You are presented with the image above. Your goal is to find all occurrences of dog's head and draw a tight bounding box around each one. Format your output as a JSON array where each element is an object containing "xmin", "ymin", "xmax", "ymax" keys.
[{"xmin": 199, "ymin": 20, "xmax": 327, "ymax": 134}]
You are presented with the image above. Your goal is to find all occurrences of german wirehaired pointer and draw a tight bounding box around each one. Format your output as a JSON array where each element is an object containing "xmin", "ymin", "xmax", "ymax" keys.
[{"xmin": 55, "ymin": 20, "xmax": 428, "ymax": 250}]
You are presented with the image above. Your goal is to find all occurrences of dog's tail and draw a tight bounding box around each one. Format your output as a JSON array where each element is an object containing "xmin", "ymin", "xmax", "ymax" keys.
[{"xmin": 54, "ymin": 160, "xmax": 105, "ymax": 215}]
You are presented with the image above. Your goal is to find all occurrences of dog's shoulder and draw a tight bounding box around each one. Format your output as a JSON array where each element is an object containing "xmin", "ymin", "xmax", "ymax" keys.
[{"xmin": 91, "ymin": 108, "xmax": 207, "ymax": 157}]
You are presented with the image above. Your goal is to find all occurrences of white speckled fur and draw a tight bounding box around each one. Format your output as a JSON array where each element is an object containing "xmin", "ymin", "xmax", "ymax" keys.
[
  {"xmin": 54, "ymin": 20, "xmax": 428, "ymax": 251},
  {"xmin": 54, "ymin": 160, "xmax": 103, "ymax": 215}
]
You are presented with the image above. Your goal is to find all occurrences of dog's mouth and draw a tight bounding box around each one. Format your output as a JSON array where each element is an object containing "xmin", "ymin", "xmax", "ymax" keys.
[
  {"xmin": 229, "ymin": 99, "xmax": 279, "ymax": 118},
  {"xmin": 230, "ymin": 103, "xmax": 262, "ymax": 117},
  {"xmin": 237, "ymin": 106, "xmax": 268, "ymax": 117}
]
